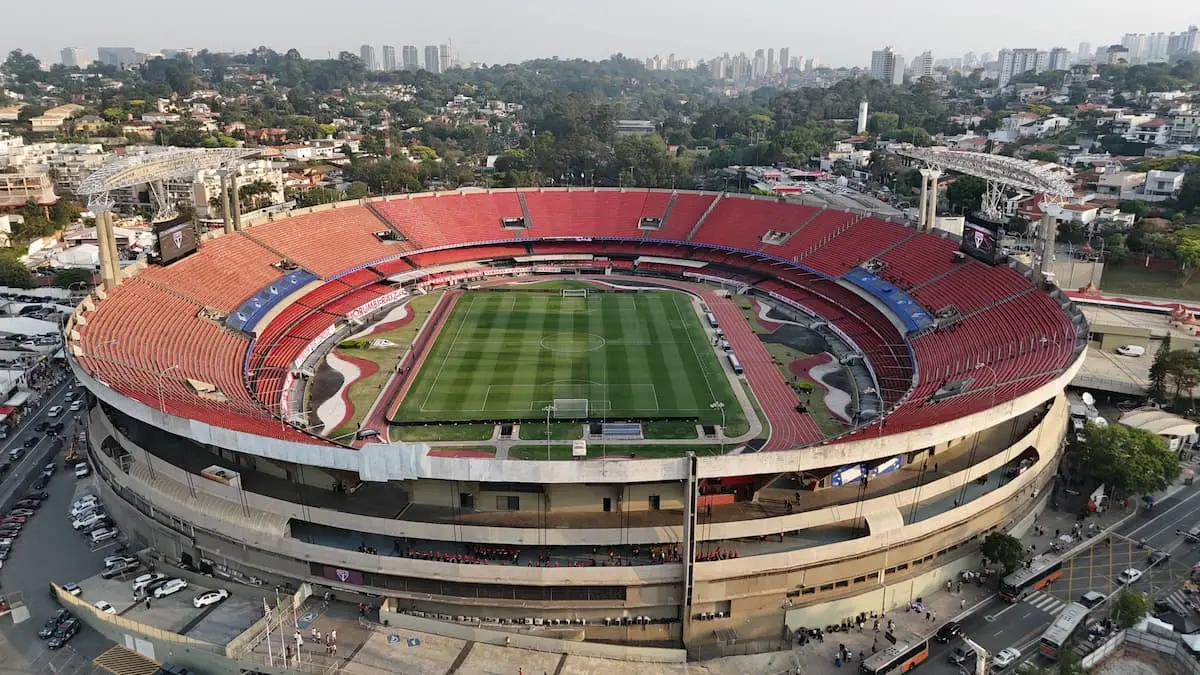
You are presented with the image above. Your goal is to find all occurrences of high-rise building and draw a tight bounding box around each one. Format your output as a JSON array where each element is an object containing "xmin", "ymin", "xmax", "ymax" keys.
[
  {"xmin": 439, "ymin": 44, "xmax": 451, "ymax": 72},
  {"xmin": 1048, "ymin": 47, "xmax": 1072, "ymax": 71},
  {"xmin": 963, "ymin": 51, "xmax": 978, "ymax": 68},
  {"xmin": 869, "ymin": 46, "xmax": 904, "ymax": 85},
  {"xmin": 910, "ymin": 51, "xmax": 934, "ymax": 78},
  {"xmin": 1077, "ymin": 42, "xmax": 1092, "ymax": 63},
  {"xmin": 360, "ymin": 44, "xmax": 378, "ymax": 71},
  {"xmin": 60, "ymin": 47, "xmax": 85, "ymax": 68},
  {"xmin": 402, "ymin": 45, "xmax": 419, "ymax": 71},
  {"xmin": 751, "ymin": 49, "xmax": 766, "ymax": 79},
  {"xmin": 97, "ymin": 47, "xmax": 139, "ymax": 67},
  {"xmin": 424, "ymin": 45, "xmax": 441, "ymax": 73},
  {"xmin": 767, "ymin": 48, "xmax": 776, "ymax": 75},
  {"xmin": 997, "ymin": 48, "xmax": 1041, "ymax": 87},
  {"xmin": 779, "ymin": 48, "xmax": 790, "ymax": 73},
  {"xmin": 382, "ymin": 45, "xmax": 397, "ymax": 71}
]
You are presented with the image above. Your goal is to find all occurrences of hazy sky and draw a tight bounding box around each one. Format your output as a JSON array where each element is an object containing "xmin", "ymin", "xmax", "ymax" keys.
[{"xmin": 3, "ymin": 0, "xmax": 1196, "ymax": 68}]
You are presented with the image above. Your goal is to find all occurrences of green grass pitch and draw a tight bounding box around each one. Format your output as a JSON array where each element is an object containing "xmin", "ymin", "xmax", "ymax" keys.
[{"xmin": 392, "ymin": 290, "xmax": 744, "ymax": 427}]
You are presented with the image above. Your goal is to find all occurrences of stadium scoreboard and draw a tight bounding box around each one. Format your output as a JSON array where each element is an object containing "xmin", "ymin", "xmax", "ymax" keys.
[{"xmin": 154, "ymin": 218, "xmax": 199, "ymax": 265}]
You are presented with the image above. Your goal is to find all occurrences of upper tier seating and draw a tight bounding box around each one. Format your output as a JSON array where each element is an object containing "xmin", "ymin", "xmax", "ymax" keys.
[
  {"xmin": 372, "ymin": 192, "xmax": 524, "ymax": 248},
  {"xmin": 407, "ymin": 244, "xmax": 529, "ymax": 268},
  {"xmin": 689, "ymin": 198, "xmax": 821, "ymax": 250},
  {"xmin": 136, "ymin": 232, "xmax": 282, "ymax": 313},
  {"xmin": 798, "ymin": 218, "xmax": 914, "ymax": 278},
  {"xmin": 649, "ymin": 193, "xmax": 716, "ymax": 240},
  {"xmin": 247, "ymin": 208, "xmax": 405, "ymax": 278},
  {"xmin": 876, "ymin": 235, "xmax": 960, "ymax": 288},
  {"xmin": 520, "ymin": 190, "xmax": 673, "ymax": 238}
]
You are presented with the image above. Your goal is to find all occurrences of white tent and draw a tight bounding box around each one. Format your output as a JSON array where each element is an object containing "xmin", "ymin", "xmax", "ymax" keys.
[{"xmin": 48, "ymin": 243, "xmax": 100, "ymax": 269}]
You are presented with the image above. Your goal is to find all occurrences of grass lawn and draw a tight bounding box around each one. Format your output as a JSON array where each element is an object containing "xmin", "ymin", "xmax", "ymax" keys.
[
  {"xmin": 391, "ymin": 424, "xmax": 495, "ymax": 442},
  {"xmin": 762, "ymin": 343, "xmax": 845, "ymax": 437},
  {"xmin": 643, "ymin": 421, "xmax": 700, "ymax": 440},
  {"xmin": 519, "ymin": 422, "xmax": 584, "ymax": 441},
  {"xmin": 1100, "ymin": 264, "xmax": 1200, "ymax": 302},
  {"xmin": 392, "ymin": 289, "xmax": 745, "ymax": 431},
  {"xmin": 327, "ymin": 292, "xmax": 444, "ymax": 436},
  {"xmin": 502, "ymin": 279, "xmax": 598, "ymax": 291},
  {"xmin": 508, "ymin": 443, "xmax": 721, "ymax": 461}
]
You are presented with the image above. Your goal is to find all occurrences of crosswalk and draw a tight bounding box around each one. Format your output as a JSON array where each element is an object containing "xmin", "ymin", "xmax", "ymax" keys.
[
  {"xmin": 1025, "ymin": 590, "xmax": 1067, "ymax": 615},
  {"xmin": 1160, "ymin": 589, "xmax": 1192, "ymax": 615}
]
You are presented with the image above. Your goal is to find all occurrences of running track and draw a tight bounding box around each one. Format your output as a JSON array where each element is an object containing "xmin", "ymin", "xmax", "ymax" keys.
[{"xmin": 702, "ymin": 290, "xmax": 825, "ymax": 450}]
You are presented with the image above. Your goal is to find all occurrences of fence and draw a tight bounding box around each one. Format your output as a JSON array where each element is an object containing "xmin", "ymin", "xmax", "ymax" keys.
[
  {"xmin": 686, "ymin": 638, "xmax": 790, "ymax": 662},
  {"xmin": 226, "ymin": 582, "xmax": 312, "ymax": 658},
  {"xmin": 1079, "ymin": 623, "xmax": 1194, "ymax": 673}
]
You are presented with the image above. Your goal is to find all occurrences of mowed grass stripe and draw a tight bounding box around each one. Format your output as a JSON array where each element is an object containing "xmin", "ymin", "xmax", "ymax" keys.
[
  {"xmin": 603, "ymin": 296, "xmax": 632, "ymax": 413},
  {"xmin": 643, "ymin": 293, "xmax": 697, "ymax": 413},
  {"xmin": 613, "ymin": 295, "xmax": 657, "ymax": 415},
  {"xmin": 459, "ymin": 293, "xmax": 508, "ymax": 412},
  {"xmin": 587, "ymin": 295, "xmax": 610, "ymax": 411},
  {"xmin": 488, "ymin": 293, "xmax": 540, "ymax": 413},
  {"xmin": 422, "ymin": 294, "xmax": 480, "ymax": 412},
  {"xmin": 410, "ymin": 294, "xmax": 473, "ymax": 412}
]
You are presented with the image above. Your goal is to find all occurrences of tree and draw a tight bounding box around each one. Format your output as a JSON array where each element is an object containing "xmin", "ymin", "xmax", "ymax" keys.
[
  {"xmin": 1028, "ymin": 149, "xmax": 1061, "ymax": 164},
  {"xmin": 946, "ymin": 175, "xmax": 987, "ymax": 215},
  {"xmin": 53, "ymin": 268, "xmax": 92, "ymax": 289},
  {"xmin": 0, "ymin": 259, "xmax": 34, "ymax": 289},
  {"xmin": 1148, "ymin": 334, "xmax": 1172, "ymax": 401},
  {"xmin": 1118, "ymin": 200, "xmax": 1148, "ymax": 219},
  {"xmin": 344, "ymin": 181, "xmax": 370, "ymax": 200},
  {"xmin": 1181, "ymin": 171, "xmax": 1200, "ymax": 214},
  {"xmin": 1177, "ymin": 231, "xmax": 1200, "ymax": 286},
  {"xmin": 866, "ymin": 112, "xmax": 900, "ymax": 135},
  {"xmin": 831, "ymin": 159, "xmax": 853, "ymax": 178},
  {"xmin": 1163, "ymin": 349, "xmax": 1200, "ymax": 404},
  {"xmin": 1070, "ymin": 424, "xmax": 1180, "ymax": 498},
  {"xmin": 297, "ymin": 186, "xmax": 341, "ymax": 207},
  {"xmin": 1112, "ymin": 590, "xmax": 1150, "ymax": 629},
  {"xmin": 981, "ymin": 532, "xmax": 1025, "ymax": 573}
]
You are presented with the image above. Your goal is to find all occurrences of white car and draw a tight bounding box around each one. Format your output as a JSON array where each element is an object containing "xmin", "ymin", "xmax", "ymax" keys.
[
  {"xmin": 47, "ymin": 406, "xmax": 63, "ymax": 417},
  {"xmin": 70, "ymin": 499, "xmax": 98, "ymax": 517},
  {"xmin": 89, "ymin": 527, "xmax": 118, "ymax": 544},
  {"xmin": 1116, "ymin": 344, "xmax": 1146, "ymax": 357},
  {"xmin": 990, "ymin": 647, "xmax": 1021, "ymax": 670},
  {"xmin": 105, "ymin": 555, "xmax": 137, "ymax": 569},
  {"xmin": 93, "ymin": 600, "xmax": 116, "ymax": 615},
  {"xmin": 62, "ymin": 583, "xmax": 81, "ymax": 597},
  {"xmin": 69, "ymin": 401, "xmax": 82, "ymax": 412},
  {"xmin": 72, "ymin": 513, "xmax": 106, "ymax": 531},
  {"xmin": 74, "ymin": 463, "xmax": 90, "ymax": 479},
  {"xmin": 1118, "ymin": 568, "xmax": 1143, "ymax": 584},
  {"xmin": 192, "ymin": 589, "xmax": 230, "ymax": 608},
  {"xmin": 131, "ymin": 572, "xmax": 167, "ymax": 593},
  {"xmin": 153, "ymin": 578, "xmax": 188, "ymax": 599}
]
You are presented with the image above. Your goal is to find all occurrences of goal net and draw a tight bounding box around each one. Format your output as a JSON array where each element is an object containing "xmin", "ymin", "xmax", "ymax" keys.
[
  {"xmin": 561, "ymin": 288, "xmax": 589, "ymax": 298},
  {"xmin": 553, "ymin": 398, "xmax": 589, "ymax": 419}
]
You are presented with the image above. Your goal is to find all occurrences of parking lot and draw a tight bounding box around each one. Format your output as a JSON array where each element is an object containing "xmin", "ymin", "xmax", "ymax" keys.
[{"xmin": 0, "ymin": 381, "xmax": 121, "ymax": 664}]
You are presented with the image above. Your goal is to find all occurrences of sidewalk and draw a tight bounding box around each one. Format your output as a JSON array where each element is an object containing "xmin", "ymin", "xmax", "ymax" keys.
[{"xmin": 791, "ymin": 488, "xmax": 1135, "ymax": 675}]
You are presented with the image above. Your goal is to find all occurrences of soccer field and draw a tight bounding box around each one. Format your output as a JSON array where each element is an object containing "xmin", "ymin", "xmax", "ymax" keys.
[{"xmin": 393, "ymin": 290, "xmax": 744, "ymax": 426}]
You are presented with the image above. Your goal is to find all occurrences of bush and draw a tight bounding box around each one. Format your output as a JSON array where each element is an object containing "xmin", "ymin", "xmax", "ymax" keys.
[{"xmin": 339, "ymin": 339, "xmax": 369, "ymax": 350}]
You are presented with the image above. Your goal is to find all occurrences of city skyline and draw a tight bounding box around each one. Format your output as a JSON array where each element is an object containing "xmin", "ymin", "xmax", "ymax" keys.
[{"xmin": 3, "ymin": 0, "xmax": 1199, "ymax": 69}]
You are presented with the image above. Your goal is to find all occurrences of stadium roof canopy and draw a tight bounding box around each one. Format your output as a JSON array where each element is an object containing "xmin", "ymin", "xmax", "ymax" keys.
[
  {"xmin": 1118, "ymin": 407, "xmax": 1198, "ymax": 439},
  {"xmin": 78, "ymin": 147, "xmax": 258, "ymax": 215},
  {"xmin": 896, "ymin": 147, "xmax": 1074, "ymax": 198}
]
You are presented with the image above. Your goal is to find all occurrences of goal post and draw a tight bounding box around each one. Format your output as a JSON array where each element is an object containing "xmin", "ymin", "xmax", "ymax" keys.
[
  {"xmin": 553, "ymin": 398, "xmax": 589, "ymax": 419},
  {"xmin": 561, "ymin": 288, "xmax": 588, "ymax": 298}
]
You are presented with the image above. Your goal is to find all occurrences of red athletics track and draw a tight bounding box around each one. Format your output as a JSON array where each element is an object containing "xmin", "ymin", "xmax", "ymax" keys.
[{"xmin": 702, "ymin": 290, "xmax": 824, "ymax": 450}]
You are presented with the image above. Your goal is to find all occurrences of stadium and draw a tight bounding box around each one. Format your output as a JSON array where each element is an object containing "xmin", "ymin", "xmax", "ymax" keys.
[{"xmin": 66, "ymin": 183, "xmax": 1086, "ymax": 658}]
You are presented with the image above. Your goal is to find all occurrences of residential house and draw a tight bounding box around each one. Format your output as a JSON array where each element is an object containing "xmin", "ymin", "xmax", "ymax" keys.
[
  {"xmin": 141, "ymin": 112, "xmax": 181, "ymax": 125},
  {"xmin": 1095, "ymin": 171, "xmax": 1145, "ymax": 199},
  {"xmin": 0, "ymin": 105, "xmax": 23, "ymax": 122},
  {"xmin": 1170, "ymin": 111, "xmax": 1200, "ymax": 144},
  {"xmin": 1018, "ymin": 116, "xmax": 1072, "ymax": 139},
  {"xmin": 1127, "ymin": 119, "xmax": 1169, "ymax": 145},
  {"xmin": 30, "ymin": 103, "xmax": 85, "ymax": 132},
  {"xmin": 1141, "ymin": 170, "xmax": 1184, "ymax": 201},
  {"xmin": 1109, "ymin": 113, "xmax": 1155, "ymax": 136},
  {"xmin": 73, "ymin": 115, "xmax": 106, "ymax": 134}
]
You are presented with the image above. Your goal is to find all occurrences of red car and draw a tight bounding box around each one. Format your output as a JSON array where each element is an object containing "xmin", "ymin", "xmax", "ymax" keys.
[{"xmin": 1, "ymin": 516, "xmax": 26, "ymax": 525}]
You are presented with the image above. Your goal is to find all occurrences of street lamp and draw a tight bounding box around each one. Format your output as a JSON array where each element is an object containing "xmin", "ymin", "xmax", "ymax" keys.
[
  {"xmin": 710, "ymin": 401, "xmax": 726, "ymax": 455},
  {"xmin": 156, "ymin": 364, "xmax": 181, "ymax": 415},
  {"xmin": 543, "ymin": 405, "xmax": 556, "ymax": 461}
]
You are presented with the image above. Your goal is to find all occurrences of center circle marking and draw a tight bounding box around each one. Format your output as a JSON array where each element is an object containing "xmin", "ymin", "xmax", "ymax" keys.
[{"xmin": 540, "ymin": 333, "xmax": 607, "ymax": 353}]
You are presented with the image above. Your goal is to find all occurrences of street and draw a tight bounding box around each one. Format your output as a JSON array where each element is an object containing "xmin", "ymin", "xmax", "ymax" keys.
[{"xmin": 921, "ymin": 486, "xmax": 1200, "ymax": 674}]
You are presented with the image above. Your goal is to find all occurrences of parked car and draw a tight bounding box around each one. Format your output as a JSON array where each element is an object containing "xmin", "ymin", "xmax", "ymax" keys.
[
  {"xmin": 14, "ymin": 499, "xmax": 41, "ymax": 510},
  {"xmin": 1116, "ymin": 344, "xmax": 1146, "ymax": 357},
  {"xmin": 153, "ymin": 578, "xmax": 188, "ymax": 599},
  {"xmin": 61, "ymin": 583, "xmax": 81, "ymax": 597},
  {"xmin": 131, "ymin": 573, "xmax": 167, "ymax": 593},
  {"xmin": 89, "ymin": 527, "xmax": 119, "ymax": 545},
  {"xmin": 31, "ymin": 476, "xmax": 47, "ymax": 490},
  {"xmin": 74, "ymin": 462, "xmax": 90, "ymax": 479},
  {"xmin": 8, "ymin": 509, "xmax": 34, "ymax": 517},
  {"xmin": 192, "ymin": 589, "xmax": 230, "ymax": 608},
  {"xmin": 46, "ymin": 618, "xmax": 81, "ymax": 649},
  {"xmin": 40, "ymin": 463, "xmax": 56, "ymax": 479},
  {"xmin": 105, "ymin": 555, "xmax": 138, "ymax": 569},
  {"xmin": 93, "ymin": 600, "xmax": 116, "ymax": 614},
  {"xmin": 72, "ymin": 513, "xmax": 106, "ymax": 531},
  {"xmin": 37, "ymin": 610, "xmax": 73, "ymax": 639},
  {"xmin": 25, "ymin": 491, "xmax": 48, "ymax": 502}
]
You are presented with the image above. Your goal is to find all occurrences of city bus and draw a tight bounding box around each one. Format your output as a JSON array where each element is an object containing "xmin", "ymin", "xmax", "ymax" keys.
[
  {"xmin": 1038, "ymin": 602, "xmax": 1091, "ymax": 659},
  {"xmin": 860, "ymin": 637, "xmax": 930, "ymax": 675},
  {"xmin": 999, "ymin": 555, "xmax": 1063, "ymax": 601},
  {"xmin": 727, "ymin": 353, "xmax": 744, "ymax": 375}
]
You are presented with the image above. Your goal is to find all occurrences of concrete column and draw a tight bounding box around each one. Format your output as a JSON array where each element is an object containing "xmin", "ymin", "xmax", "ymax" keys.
[
  {"xmin": 103, "ymin": 211, "xmax": 122, "ymax": 284},
  {"xmin": 220, "ymin": 174, "xmax": 233, "ymax": 234},
  {"xmin": 926, "ymin": 170, "xmax": 942, "ymax": 232},
  {"xmin": 96, "ymin": 211, "xmax": 115, "ymax": 291},
  {"xmin": 1038, "ymin": 205, "xmax": 1062, "ymax": 286},
  {"xmin": 231, "ymin": 172, "xmax": 242, "ymax": 231},
  {"xmin": 917, "ymin": 169, "xmax": 930, "ymax": 230}
]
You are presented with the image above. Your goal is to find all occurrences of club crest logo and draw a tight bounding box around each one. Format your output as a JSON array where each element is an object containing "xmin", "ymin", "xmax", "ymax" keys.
[
  {"xmin": 335, "ymin": 568, "xmax": 350, "ymax": 582},
  {"xmin": 173, "ymin": 231, "xmax": 184, "ymax": 248}
]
